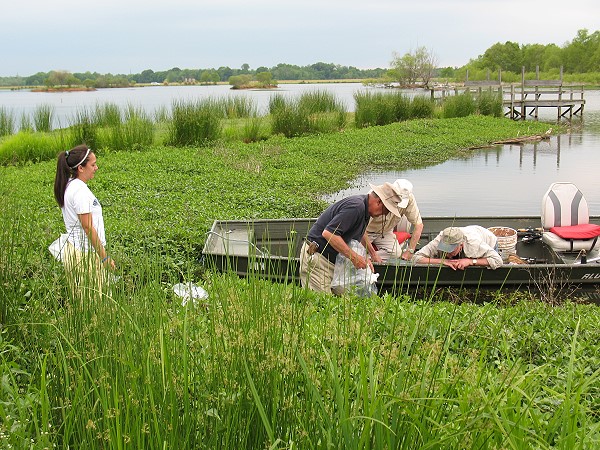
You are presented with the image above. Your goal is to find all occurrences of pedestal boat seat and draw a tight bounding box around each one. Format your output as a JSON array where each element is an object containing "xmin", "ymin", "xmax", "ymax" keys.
[{"xmin": 541, "ymin": 182, "xmax": 600, "ymax": 252}]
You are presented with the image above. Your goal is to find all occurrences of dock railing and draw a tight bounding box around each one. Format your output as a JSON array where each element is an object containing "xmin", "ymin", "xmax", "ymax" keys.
[{"xmin": 432, "ymin": 66, "xmax": 585, "ymax": 121}]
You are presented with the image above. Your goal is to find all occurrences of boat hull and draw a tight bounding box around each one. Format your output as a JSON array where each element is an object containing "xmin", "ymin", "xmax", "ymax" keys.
[{"xmin": 202, "ymin": 216, "xmax": 600, "ymax": 291}]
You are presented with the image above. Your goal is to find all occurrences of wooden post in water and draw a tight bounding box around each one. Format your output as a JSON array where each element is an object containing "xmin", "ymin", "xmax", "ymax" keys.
[
  {"xmin": 520, "ymin": 67, "xmax": 526, "ymax": 120},
  {"xmin": 510, "ymin": 84, "xmax": 515, "ymax": 119},
  {"xmin": 558, "ymin": 67, "xmax": 563, "ymax": 121},
  {"xmin": 534, "ymin": 66, "xmax": 539, "ymax": 119}
]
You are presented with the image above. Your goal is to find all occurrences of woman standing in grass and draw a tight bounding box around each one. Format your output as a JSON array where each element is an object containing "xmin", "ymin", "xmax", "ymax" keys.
[{"xmin": 53, "ymin": 144, "xmax": 115, "ymax": 294}]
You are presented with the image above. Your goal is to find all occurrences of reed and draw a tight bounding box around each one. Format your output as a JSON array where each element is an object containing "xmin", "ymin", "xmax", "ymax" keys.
[
  {"xmin": 270, "ymin": 91, "xmax": 347, "ymax": 137},
  {"xmin": 442, "ymin": 92, "xmax": 477, "ymax": 118},
  {"xmin": 0, "ymin": 106, "xmax": 15, "ymax": 137},
  {"xmin": 93, "ymin": 102, "xmax": 122, "ymax": 127},
  {"xmin": 19, "ymin": 112, "xmax": 33, "ymax": 133},
  {"xmin": 168, "ymin": 99, "xmax": 222, "ymax": 146},
  {"xmin": 409, "ymin": 95, "xmax": 435, "ymax": 119},
  {"xmin": 70, "ymin": 108, "xmax": 99, "ymax": 150},
  {"xmin": 1, "ymin": 116, "xmax": 596, "ymax": 447},
  {"xmin": 477, "ymin": 91, "xmax": 503, "ymax": 117},
  {"xmin": 104, "ymin": 105, "xmax": 154, "ymax": 151},
  {"xmin": 297, "ymin": 90, "xmax": 346, "ymax": 115},
  {"xmin": 241, "ymin": 116, "xmax": 267, "ymax": 143},
  {"xmin": 153, "ymin": 104, "xmax": 171, "ymax": 123},
  {"xmin": 220, "ymin": 96, "xmax": 257, "ymax": 119},
  {"xmin": 270, "ymin": 96, "xmax": 311, "ymax": 137},
  {"xmin": 33, "ymin": 104, "xmax": 54, "ymax": 133},
  {"xmin": 353, "ymin": 90, "xmax": 412, "ymax": 128}
]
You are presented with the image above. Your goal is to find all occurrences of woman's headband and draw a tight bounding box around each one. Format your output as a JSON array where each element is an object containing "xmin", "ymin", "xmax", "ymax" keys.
[{"xmin": 67, "ymin": 148, "xmax": 91, "ymax": 169}]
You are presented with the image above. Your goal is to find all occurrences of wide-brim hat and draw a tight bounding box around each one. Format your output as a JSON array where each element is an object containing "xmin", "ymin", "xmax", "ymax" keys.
[
  {"xmin": 369, "ymin": 183, "xmax": 403, "ymax": 217},
  {"xmin": 392, "ymin": 179, "xmax": 413, "ymax": 209},
  {"xmin": 438, "ymin": 227, "xmax": 464, "ymax": 253}
]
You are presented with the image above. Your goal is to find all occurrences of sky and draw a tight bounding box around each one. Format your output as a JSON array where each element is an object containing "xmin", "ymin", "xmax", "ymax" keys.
[{"xmin": 1, "ymin": 0, "xmax": 598, "ymax": 77}]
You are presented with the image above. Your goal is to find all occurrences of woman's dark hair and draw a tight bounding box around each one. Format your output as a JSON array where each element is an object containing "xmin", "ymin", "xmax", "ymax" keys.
[{"xmin": 53, "ymin": 144, "xmax": 91, "ymax": 207}]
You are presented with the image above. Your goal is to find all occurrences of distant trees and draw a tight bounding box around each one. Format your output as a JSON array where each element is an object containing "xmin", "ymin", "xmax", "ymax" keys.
[
  {"xmin": 466, "ymin": 29, "xmax": 600, "ymax": 75},
  {"xmin": 200, "ymin": 70, "xmax": 220, "ymax": 85},
  {"xmin": 389, "ymin": 46, "xmax": 437, "ymax": 87},
  {"xmin": 1, "ymin": 28, "xmax": 597, "ymax": 89},
  {"xmin": 45, "ymin": 71, "xmax": 79, "ymax": 88},
  {"xmin": 228, "ymin": 72, "xmax": 276, "ymax": 89}
]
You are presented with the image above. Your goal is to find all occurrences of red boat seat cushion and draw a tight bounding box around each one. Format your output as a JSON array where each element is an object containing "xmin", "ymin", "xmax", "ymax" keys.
[
  {"xmin": 394, "ymin": 231, "xmax": 411, "ymax": 244},
  {"xmin": 549, "ymin": 224, "xmax": 600, "ymax": 239}
]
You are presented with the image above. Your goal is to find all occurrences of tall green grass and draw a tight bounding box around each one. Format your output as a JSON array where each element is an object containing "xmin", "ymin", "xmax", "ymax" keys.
[
  {"xmin": 33, "ymin": 104, "xmax": 54, "ymax": 133},
  {"xmin": 0, "ymin": 131, "xmax": 68, "ymax": 164},
  {"xmin": 101, "ymin": 105, "xmax": 154, "ymax": 151},
  {"xmin": 93, "ymin": 102, "xmax": 122, "ymax": 127},
  {"xmin": 0, "ymin": 116, "xmax": 584, "ymax": 448},
  {"xmin": 477, "ymin": 91, "xmax": 504, "ymax": 117},
  {"xmin": 442, "ymin": 91, "xmax": 503, "ymax": 118},
  {"xmin": 220, "ymin": 96, "xmax": 257, "ymax": 119},
  {"xmin": 442, "ymin": 92, "xmax": 477, "ymax": 118},
  {"xmin": 1, "ymin": 225, "xmax": 599, "ymax": 448},
  {"xmin": 168, "ymin": 99, "xmax": 222, "ymax": 146},
  {"xmin": 19, "ymin": 112, "xmax": 33, "ymax": 133},
  {"xmin": 70, "ymin": 108, "xmax": 99, "ymax": 150},
  {"xmin": 270, "ymin": 91, "xmax": 347, "ymax": 137},
  {"xmin": 354, "ymin": 91, "xmax": 424, "ymax": 128},
  {"xmin": 0, "ymin": 106, "xmax": 15, "ymax": 137}
]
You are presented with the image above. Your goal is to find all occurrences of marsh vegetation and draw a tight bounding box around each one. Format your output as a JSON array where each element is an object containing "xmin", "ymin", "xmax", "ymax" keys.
[{"xmin": 3, "ymin": 94, "xmax": 598, "ymax": 448}]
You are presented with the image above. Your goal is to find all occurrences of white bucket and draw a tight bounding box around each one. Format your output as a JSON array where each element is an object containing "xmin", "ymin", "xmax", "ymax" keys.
[{"xmin": 488, "ymin": 227, "xmax": 517, "ymax": 262}]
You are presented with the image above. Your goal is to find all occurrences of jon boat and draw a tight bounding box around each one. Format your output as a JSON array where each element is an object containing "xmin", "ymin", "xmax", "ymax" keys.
[
  {"xmin": 202, "ymin": 215, "xmax": 600, "ymax": 292},
  {"xmin": 202, "ymin": 183, "xmax": 600, "ymax": 293}
]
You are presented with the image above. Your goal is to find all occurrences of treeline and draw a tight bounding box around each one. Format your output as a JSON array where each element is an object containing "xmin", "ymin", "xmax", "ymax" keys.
[
  {"xmin": 1, "ymin": 29, "xmax": 597, "ymax": 88},
  {"xmin": 0, "ymin": 63, "xmax": 386, "ymax": 87},
  {"xmin": 442, "ymin": 29, "xmax": 600, "ymax": 80}
]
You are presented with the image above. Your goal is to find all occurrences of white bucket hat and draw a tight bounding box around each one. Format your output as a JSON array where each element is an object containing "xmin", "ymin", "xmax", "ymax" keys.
[{"xmin": 392, "ymin": 179, "xmax": 413, "ymax": 209}]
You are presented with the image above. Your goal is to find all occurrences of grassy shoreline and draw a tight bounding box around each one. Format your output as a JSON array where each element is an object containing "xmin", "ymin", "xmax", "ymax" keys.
[{"xmin": 3, "ymin": 116, "xmax": 598, "ymax": 449}]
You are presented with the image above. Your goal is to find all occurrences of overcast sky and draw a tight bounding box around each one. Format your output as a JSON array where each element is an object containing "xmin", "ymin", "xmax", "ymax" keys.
[{"xmin": 1, "ymin": 0, "xmax": 598, "ymax": 77}]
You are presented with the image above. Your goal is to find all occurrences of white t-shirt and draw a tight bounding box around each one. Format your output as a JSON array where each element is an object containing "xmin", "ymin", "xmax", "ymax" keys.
[{"xmin": 62, "ymin": 178, "xmax": 106, "ymax": 251}]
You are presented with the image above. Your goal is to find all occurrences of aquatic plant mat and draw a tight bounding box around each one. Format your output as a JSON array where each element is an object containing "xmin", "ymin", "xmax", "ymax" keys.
[{"xmin": 3, "ymin": 115, "xmax": 596, "ymax": 447}]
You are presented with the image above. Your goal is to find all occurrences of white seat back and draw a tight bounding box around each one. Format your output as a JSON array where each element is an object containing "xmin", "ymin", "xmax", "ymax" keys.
[{"xmin": 541, "ymin": 182, "xmax": 590, "ymax": 230}]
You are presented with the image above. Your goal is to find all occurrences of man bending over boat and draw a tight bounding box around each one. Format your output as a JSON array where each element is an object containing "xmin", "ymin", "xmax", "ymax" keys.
[
  {"xmin": 366, "ymin": 179, "xmax": 424, "ymax": 262},
  {"xmin": 300, "ymin": 183, "xmax": 402, "ymax": 293},
  {"xmin": 413, "ymin": 226, "xmax": 503, "ymax": 270}
]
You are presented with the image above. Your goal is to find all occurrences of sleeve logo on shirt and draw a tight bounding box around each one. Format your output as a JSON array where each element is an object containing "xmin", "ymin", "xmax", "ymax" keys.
[{"xmin": 93, "ymin": 199, "xmax": 100, "ymax": 207}]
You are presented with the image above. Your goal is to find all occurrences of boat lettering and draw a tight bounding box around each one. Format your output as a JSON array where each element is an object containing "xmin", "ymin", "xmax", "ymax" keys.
[
  {"xmin": 581, "ymin": 273, "xmax": 600, "ymax": 279},
  {"xmin": 254, "ymin": 262, "xmax": 265, "ymax": 271}
]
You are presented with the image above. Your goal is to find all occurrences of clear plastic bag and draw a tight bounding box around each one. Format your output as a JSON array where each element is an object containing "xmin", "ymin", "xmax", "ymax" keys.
[{"xmin": 331, "ymin": 240, "xmax": 379, "ymax": 297}]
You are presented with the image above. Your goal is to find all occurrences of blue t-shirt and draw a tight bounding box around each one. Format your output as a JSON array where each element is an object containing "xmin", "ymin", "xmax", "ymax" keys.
[{"xmin": 307, "ymin": 195, "xmax": 370, "ymax": 262}]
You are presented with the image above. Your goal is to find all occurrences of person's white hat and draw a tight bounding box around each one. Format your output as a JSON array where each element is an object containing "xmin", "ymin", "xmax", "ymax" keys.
[{"xmin": 392, "ymin": 179, "xmax": 413, "ymax": 209}]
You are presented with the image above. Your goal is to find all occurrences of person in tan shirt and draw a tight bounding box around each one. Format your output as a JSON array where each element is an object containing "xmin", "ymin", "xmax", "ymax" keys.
[{"xmin": 366, "ymin": 179, "xmax": 424, "ymax": 262}]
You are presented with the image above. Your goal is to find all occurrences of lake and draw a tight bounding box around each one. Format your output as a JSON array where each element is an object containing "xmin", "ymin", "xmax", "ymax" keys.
[{"xmin": 2, "ymin": 84, "xmax": 599, "ymax": 216}]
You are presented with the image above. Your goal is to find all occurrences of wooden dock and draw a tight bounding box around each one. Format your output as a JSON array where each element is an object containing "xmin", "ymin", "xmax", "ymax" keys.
[{"xmin": 443, "ymin": 67, "xmax": 586, "ymax": 121}]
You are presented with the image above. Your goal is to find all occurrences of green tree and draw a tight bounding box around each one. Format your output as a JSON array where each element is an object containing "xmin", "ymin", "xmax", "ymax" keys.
[
  {"xmin": 390, "ymin": 46, "xmax": 437, "ymax": 86},
  {"xmin": 228, "ymin": 74, "xmax": 253, "ymax": 88},
  {"xmin": 478, "ymin": 41, "xmax": 522, "ymax": 72},
  {"xmin": 256, "ymin": 71, "xmax": 274, "ymax": 86},
  {"xmin": 200, "ymin": 70, "xmax": 220, "ymax": 85},
  {"xmin": 562, "ymin": 29, "xmax": 600, "ymax": 72}
]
